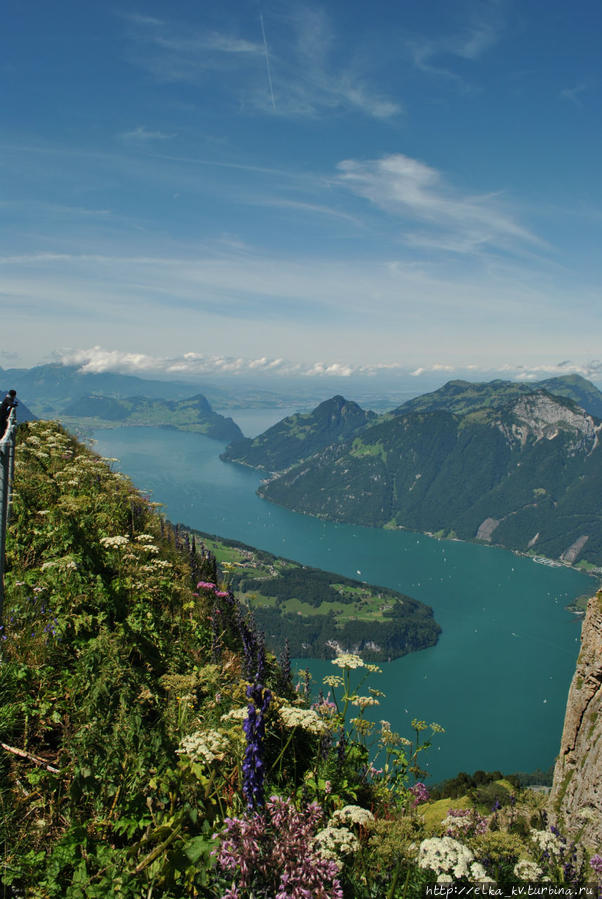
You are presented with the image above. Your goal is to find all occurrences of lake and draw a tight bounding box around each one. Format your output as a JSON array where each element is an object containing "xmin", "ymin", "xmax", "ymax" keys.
[{"xmin": 90, "ymin": 419, "xmax": 594, "ymax": 783}]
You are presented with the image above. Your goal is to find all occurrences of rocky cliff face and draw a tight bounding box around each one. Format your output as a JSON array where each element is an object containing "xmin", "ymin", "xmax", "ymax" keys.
[
  {"xmin": 499, "ymin": 393, "xmax": 600, "ymax": 453},
  {"xmin": 550, "ymin": 593, "xmax": 602, "ymax": 847}
]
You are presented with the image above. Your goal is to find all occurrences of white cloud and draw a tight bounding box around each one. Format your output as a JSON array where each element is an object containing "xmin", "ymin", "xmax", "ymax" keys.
[
  {"xmin": 123, "ymin": 7, "xmax": 400, "ymax": 120},
  {"xmin": 408, "ymin": 3, "xmax": 504, "ymax": 83},
  {"xmin": 58, "ymin": 346, "xmax": 407, "ymax": 378},
  {"xmin": 336, "ymin": 153, "xmax": 543, "ymax": 255},
  {"xmin": 56, "ymin": 348, "xmax": 602, "ymax": 387}
]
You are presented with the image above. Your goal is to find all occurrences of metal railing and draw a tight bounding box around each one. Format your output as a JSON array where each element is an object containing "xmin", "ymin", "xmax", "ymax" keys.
[{"xmin": 0, "ymin": 407, "xmax": 17, "ymax": 622}]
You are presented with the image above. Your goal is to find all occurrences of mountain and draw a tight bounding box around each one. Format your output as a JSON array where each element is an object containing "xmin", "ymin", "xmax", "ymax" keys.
[
  {"xmin": 0, "ymin": 363, "xmax": 204, "ymax": 416},
  {"xmin": 61, "ymin": 393, "xmax": 243, "ymax": 442},
  {"xmin": 395, "ymin": 374, "xmax": 602, "ymax": 419},
  {"xmin": 538, "ymin": 374, "xmax": 602, "ymax": 419},
  {"xmin": 221, "ymin": 395, "xmax": 376, "ymax": 471},
  {"xmin": 253, "ymin": 378, "xmax": 602, "ymax": 566}
]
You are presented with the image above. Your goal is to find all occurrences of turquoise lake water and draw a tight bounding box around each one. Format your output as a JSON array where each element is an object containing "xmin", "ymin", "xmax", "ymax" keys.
[{"xmin": 90, "ymin": 423, "xmax": 594, "ymax": 783}]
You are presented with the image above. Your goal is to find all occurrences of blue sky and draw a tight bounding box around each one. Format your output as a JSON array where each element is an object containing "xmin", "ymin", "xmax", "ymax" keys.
[{"xmin": 2, "ymin": 0, "xmax": 602, "ymax": 384}]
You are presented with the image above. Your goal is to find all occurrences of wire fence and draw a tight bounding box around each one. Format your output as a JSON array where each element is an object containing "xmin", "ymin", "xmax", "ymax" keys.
[{"xmin": 0, "ymin": 407, "xmax": 17, "ymax": 622}]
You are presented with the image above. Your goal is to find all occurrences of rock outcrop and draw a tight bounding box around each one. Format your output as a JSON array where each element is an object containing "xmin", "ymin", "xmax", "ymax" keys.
[{"xmin": 550, "ymin": 592, "xmax": 602, "ymax": 847}]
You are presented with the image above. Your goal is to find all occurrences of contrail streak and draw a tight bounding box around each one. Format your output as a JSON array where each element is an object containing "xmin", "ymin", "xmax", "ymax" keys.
[{"xmin": 259, "ymin": 12, "xmax": 276, "ymax": 110}]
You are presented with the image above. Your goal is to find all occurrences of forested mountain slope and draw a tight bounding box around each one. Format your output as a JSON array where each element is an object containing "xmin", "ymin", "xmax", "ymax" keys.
[
  {"xmin": 221, "ymin": 394, "xmax": 375, "ymax": 471},
  {"xmin": 61, "ymin": 393, "xmax": 243, "ymax": 441},
  {"xmin": 256, "ymin": 380, "xmax": 602, "ymax": 566}
]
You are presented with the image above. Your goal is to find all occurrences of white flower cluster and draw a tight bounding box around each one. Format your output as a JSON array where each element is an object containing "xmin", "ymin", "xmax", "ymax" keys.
[
  {"xmin": 331, "ymin": 805, "xmax": 374, "ymax": 827},
  {"xmin": 514, "ymin": 859, "xmax": 544, "ymax": 881},
  {"xmin": 351, "ymin": 695, "xmax": 380, "ymax": 709},
  {"xmin": 418, "ymin": 837, "xmax": 487, "ymax": 882},
  {"xmin": 136, "ymin": 534, "xmax": 156, "ymax": 542},
  {"xmin": 331, "ymin": 653, "xmax": 364, "ymax": 669},
  {"xmin": 313, "ymin": 825, "xmax": 359, "ymax": 863},
  {"xmin": 530, "ymin": 829, "xmax": 562, "ymax": 860},
  {"xmin": 41, "ymin": 557, "xmax": 77, "ymax": 572},
  {"xmin": 100, "ymin": 535, "xmax": 130, "ymax": 548},
  {"xmin": 176, "ymin": 729, "xmax": 228, "ymax": 764},
  {"xmin": 279, "ymin": 706, "xmax": 328, "ymax": 735}
]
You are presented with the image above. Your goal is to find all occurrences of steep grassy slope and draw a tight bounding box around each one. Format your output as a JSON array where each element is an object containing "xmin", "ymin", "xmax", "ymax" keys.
[{"xmin": 1, "ymin": 421, "xmax": 598, "ymax": 895}]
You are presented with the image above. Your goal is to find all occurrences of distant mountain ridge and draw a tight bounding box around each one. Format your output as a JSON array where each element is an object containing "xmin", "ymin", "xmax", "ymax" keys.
[
  {"xmin": 394, "ymin": 374, "xmax": 602, "ymax": 419},
  {"xmin": 61, "ymin": 393, "xmax": 243, "ymax": 442},
  {"xmin": 223, "ymin": 375, "xmax": 602, "ymax": 567},
  {"xmin": 0, "ymin": 363, "xmax": 202, "ymax": 416}
]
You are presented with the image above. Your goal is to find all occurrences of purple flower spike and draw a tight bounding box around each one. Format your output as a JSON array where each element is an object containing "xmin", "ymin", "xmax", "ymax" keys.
[{"xmin": 242, "ymin": 683, "xmax": 272, "ymax": 810}]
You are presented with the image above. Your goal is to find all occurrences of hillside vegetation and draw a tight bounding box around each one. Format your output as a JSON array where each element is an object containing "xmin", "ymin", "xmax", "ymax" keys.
[{"xmin": 1, "ymin": 421, "xmax": 600, "ymax": 896}]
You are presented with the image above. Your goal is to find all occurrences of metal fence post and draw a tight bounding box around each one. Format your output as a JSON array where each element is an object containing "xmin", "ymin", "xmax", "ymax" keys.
[{"xmin": 0, "ymin": 408, "xmax": 17, "ymax": 624}]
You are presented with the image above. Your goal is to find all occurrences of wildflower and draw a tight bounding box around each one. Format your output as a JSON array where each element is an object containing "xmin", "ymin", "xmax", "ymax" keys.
[
  {"xmin": 379, "ymin": 720, "xmax": 402, "ymax": 746},
  {"xmin": 197, "ymin": 581, "xmax": 216, "ymax": 590},
  {"xmin": 442, "ymin": 808, "xmax": 488, "ymax": 837},
  {"xmin": 313, "ymin": 698, "xmax": 337, "ymax": 718},
  {"xmin": 514, "ymin": 859, "xmax": 544, "ymax": 881},
  {"xmin": 351, "ymin": 695, "xmax": 380, "ymax": 709},
  {"xmin": 409, "ymin": 782, "xmax": 430, "ymax": 806},
  {"xmin": 215, "ymin": 796, "xmax": 342, "ymax": 898},
  {"xmin": 350, "ymin": 717, "xmax": 374, "ymax": 736},
  {"xmin": 411, "ymin": 719, "xmax": 428, "ymax": 731},
  {"xmin": 242, "ymin": 682, "xmax": 272, "ymax": 809},
  {"xmin": 530, "ymin": 828, "xmax": 563, "ymax": 860},
  {"xmin": 323, "ymin": 674, "xmax": 344, "ymax": 688},
  {"xmin": 331, "ymin": 653, "xmax": 364, "ymax": 669},
  {"xmin": 278, "ymin": 706, "xmax": 328, "ymax": 735},
  {"xmin": 135, "ymin": 534, "xmax": 155, "ymax": 542},
  {"xmin": 418, "ymin": 836, "xmax": 478, "ymax": 880},
  {"xmin": 313, "ymin": 825, "xmax": 359, "ymax": 863},
  {"xmin": 331, "ymin": 805, "xmax": 374, "ymax": 827},
  {"xmin": 100, "ymin": 535, "xmax": 129, "ymax": 548},
  {"xmin": 176, "ymin": 729, "xmax": 228, "ymax": 764},
  {"xmin": 590, "ymin": 855, "xmax": 602, "ymax": 877}
]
